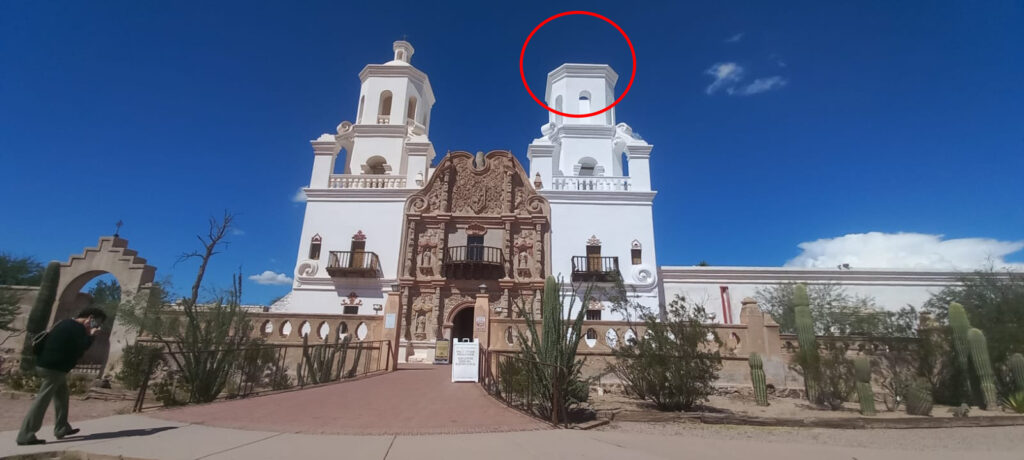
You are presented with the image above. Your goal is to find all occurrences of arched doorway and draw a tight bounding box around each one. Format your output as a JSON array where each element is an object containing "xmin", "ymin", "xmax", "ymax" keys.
[{"xmin": 451, "ymin": 307, "xmax": 474, "ymax": 342}]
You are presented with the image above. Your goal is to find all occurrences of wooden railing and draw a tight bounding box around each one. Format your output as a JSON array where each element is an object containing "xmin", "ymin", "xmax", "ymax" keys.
[
  {"xmin": 571, "ymin": 256, "xmax": 620, "ymax": 282},
  {"xmin": 326, "ymin": 251, "xmax": 382, "ymax": 278},
  {"xmin": 443, "ymin": 246, "xmax": 505, "ymax": 279}
]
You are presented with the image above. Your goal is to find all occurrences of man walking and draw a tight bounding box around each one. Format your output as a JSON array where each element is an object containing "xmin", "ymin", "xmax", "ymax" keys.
[{"xmin": 16, "ymin": 307, "xmax": 106, "ymax": 445}]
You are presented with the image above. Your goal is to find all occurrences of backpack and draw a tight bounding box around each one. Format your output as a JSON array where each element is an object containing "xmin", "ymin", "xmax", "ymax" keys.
[{"xmin": 31, "ymin": 330, "xmax": 50, "ymax": 356}]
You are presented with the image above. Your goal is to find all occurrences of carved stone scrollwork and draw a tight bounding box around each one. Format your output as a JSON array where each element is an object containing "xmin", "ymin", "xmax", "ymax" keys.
[{"xmin": 296, "ymin": 260, "xmax": 318, "ymax": 278}]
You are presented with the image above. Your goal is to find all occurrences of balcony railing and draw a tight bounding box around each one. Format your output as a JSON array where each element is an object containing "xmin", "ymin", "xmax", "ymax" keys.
[
  {"xmin": 443, "ymin": 245, "xmax": 505, "ymax": 279},
  {"xmin": 571, "ymin": 256, "xmax": 620, "ymax": 282},
  {"xmin": 327, "ymin": 251, "xmax": 382, "ymax": 278},
  {"xmin": 328, "ymin": 174, "xmax": 407, "ymax": 189},
  {"xmin": 551, "ymin": 176, "xmax": 632, "ymax": 191}
]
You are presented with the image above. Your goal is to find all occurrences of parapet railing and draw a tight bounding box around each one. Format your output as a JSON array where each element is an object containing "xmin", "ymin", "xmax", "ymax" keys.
[
  {"xmin": 328, "ymin": 174, "xmax": 407, "ymax": 189},
  {"xmin": 479, "ymin": 348, "xmax": 568, "ymax": 427},
  {"xmin": 550, "ymin": 175, "xmax": 632, "ymax": 191}
]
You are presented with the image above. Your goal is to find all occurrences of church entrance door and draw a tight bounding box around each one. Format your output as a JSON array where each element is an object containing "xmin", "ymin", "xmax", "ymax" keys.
[{"xmin": 451, "ymin": 307, "xmax": 474, "ymax": 342}]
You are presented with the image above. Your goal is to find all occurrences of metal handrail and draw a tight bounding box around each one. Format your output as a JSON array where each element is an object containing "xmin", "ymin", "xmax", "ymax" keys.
[
  {"xmin": 444, "ymin": 246, "xmax": 504, "ymax": 265},
  {"xmin": 571, "ymin": 256, "xmax": 619, "ymax": 274},
  {"xmin": 327, "ymin": 251, "xmax": 382, "ymax": 278}
]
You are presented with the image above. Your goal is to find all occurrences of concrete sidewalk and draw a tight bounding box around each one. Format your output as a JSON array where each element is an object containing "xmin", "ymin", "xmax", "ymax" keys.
[{"xmin": 3, "ymin": 414, "xmax": 1022, "ymax": 460}]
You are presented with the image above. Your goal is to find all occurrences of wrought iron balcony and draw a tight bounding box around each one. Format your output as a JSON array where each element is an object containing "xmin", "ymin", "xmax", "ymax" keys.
[
  {"xmin": 571, "ymin": 256, "xmax": 620, "ymax": 282},
  {"xmin": 443, "ymin": 245, "xmax": 504, "ymax": 279},
  {"xmin": 326, "ymin": 251, "xmax": 382, "ymax": 278}
]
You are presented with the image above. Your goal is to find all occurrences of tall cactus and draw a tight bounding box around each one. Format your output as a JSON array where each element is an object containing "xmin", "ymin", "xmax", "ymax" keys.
[
  {"xmin": 947, "ymin": 302, "xmax": 973, "ymax": 403},
  {"xmin": 854, "ymin": 356, "xmax": 876, "ymax": 416},
  {"xmin": 793, "ymin": 284, "xmax": 820, "ymax": 404},
  {"xmin": 967, "ymin": 328, "xmax": 998, "ymax": 410},
  {"xmin": 333, "ymin": 334, "xmax": 353, "ymax": 380},
  {"xmin": 1008, "ymin": 353, "xmax": 1024, "ymax": 393},
  {"xmin": 905, "ymin": 378, "xmax": 933, "ymax": 416},
  {"xmin": 749, "ymin": 353, "xmax": 768, "ymax": 406},
  {"xmin": 20, "ymin": 261, "xmax": 60, "ymax": 371}
]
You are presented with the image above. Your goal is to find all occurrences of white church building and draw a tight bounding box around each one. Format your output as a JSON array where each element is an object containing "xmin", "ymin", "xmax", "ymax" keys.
[{"xmin": 272, "ymin": 41, "xmax": 962, "ymax": 340}]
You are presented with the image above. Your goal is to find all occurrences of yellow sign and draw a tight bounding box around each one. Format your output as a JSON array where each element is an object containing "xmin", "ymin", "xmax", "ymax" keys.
[{"xmin": 434, "ymin": 339, "xmax": 450, "ymax": 364}]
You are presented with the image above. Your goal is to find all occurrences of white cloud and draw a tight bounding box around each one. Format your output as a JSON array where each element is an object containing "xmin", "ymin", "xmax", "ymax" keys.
[
  {"xmin": 231, "ymin": 228, "xmax": 245, "ymax": 236},
  {"xmin": 292, "ymin": 187, "xmax": 307, "ymax": 203},
  {"xmin": 704, "ymin": 62, "xmax": 745, "ymax": 95},
  {"xmin": 732, "ymin": 76, "xmax": 788, "ymax": 95},
  {"xmin": 784, "ymin": 232, "xmax": 1024, "ymax": 270},
  {"xmin": 248, "ymin": 270, "xmax": 293, "ymax": 285},
  {"xmin": 725, "ymin": 33, "xmax": 744, "ymax": 43}
]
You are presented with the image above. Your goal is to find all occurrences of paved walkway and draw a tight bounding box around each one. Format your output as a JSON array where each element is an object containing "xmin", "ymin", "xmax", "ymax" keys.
[
  {"xmin": 152, "ymin": 364, "xmax": 547, "ymax": 435},
  {"xmin": 2, "ymin": 414, "xmax": 1022, "ymax": 460}
]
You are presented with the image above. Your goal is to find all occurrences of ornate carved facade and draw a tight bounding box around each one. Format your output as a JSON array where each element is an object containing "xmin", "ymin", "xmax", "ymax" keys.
[{"xmin": 398, "ymin": 150, "xmax": 551, "ymax": 343}]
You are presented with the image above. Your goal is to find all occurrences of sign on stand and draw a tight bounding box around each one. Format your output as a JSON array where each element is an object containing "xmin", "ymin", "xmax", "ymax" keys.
[
  {"xmin": 451, "ymin": 338, "xmax": 479, "ymax": 383},
  {"xmin": 434, "ymin": 339, "xmax": 450, "ymax": 364}
]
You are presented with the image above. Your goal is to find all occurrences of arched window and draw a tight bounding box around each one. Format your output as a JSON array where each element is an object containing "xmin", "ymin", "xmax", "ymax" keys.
[
  {"xmin": 578, "ymin": 91, "xmax": 591, "ymax": 113},
  {"xmin": 378, "ymin": 90, "xmax": 392, "ymax": 122},
  {"xmin": 309, "ymin": 234, "xmax": 322, "ymax": 260},
  {"xmin": 357, "ymin": 96, "xmax": 365, "ymax": 124},
  {"xmin": 397, "ymin": 50, "xmax": 404, "ymax": 61},
  {"xmin": 365, "ymin": 156, "xmax": 388, "ymax": 175},
  {"xmin": 407, "ymin": 97, "xmax": 417, "ymax": 122}
]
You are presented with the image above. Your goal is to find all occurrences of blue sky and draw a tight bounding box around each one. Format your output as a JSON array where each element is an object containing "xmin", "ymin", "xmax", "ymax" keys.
[{"xmin": 2, "ymin": 1, "xmax": 1022, "ymax": 304}]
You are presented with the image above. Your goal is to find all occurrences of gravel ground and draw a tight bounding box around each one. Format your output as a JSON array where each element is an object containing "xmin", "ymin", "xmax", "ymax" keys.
[
  {"xmin": 0, "ymin": 391, "xmax": 133, "ymax": 432},
  {"xmin": 599, "ymin": 420, "xmax": 1024, "ymax": 453}
]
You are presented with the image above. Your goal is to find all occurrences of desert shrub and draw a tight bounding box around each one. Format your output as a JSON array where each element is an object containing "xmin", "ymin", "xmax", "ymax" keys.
[
  {"xmin": 115, "ymin": 343, "xmax": 164, "ymax": 390},
  {"xmin": 608, "ymin": 295, "xmax": 722, "ymax": 412},
  {"xmin": 67, "ymin": 374, "xmax": 92, "ymax": 395},
  {"xmin": 1002, "ymin": 391, "xmax": 1024, "ymax": 413},
  {"xmin": 3, "ymin": 369, "xmax": 41, "ymax": 393},
  {"xmin": 152, "ymin": 372, "xmax": 189, "ymax": 407},
  {"xmin": 266, "ymin": 362, "xmax": 293, "ymax": 391},
  {"xmin": 817, "ymin": 344, "xmax": 855, "ymax": 410},
  {"xmin": 916, "ymin": 326, "xmax": 971, "ymax": 406},
  {"xmin": 871, "ymin": 341, "xmax": 917, "ymax": 411}
]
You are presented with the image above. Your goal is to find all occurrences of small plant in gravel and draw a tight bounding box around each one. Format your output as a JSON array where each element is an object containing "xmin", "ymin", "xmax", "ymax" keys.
[
  {"xmin": 1001, "ymin": 391, "xmax": 1024, "ymax": 413},
  {"xmin": 951, "ymin": 403, "xmax": 970, "ymax": 417}
]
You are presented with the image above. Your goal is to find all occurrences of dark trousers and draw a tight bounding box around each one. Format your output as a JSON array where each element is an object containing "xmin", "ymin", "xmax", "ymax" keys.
[{"xmin": 16, "ymin": 367, "xmax": 73, "ymax": 443}]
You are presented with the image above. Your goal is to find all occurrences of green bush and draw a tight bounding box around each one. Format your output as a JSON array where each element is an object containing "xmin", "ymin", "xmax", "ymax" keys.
[
  {"xmin": 608, "ymin": 295, "xmax": 722, "ymax": 412},
  {"xmin": 20, "ymin": 262, "xmax": 60, "ymax": 372},
  {"xmin": 3, "ymin": 369, "xmax": 42, "ymax": 393},
  {"xmin": 1001, "ymin": 391, "xmax": 1024, "ymax": 413},
  {"xmin": 115, "ymin": 343, "xmax": 164, "ymax": 390},
  {"xmin": 152, "ymin": 372, "xmax": 189, "ymax": 407},
  {"xmin": 816, "ymin": 344, "xmax": 855, "ymax": 410},
  {"xmin": 67, "ymin": 374, "xmax": 92, "ymax": 395}
]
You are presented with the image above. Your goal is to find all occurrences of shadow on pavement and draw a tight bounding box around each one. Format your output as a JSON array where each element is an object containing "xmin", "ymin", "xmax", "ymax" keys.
[{"xmin": 49, "ymin": 426, "xmax": 179, "ymax": 444}]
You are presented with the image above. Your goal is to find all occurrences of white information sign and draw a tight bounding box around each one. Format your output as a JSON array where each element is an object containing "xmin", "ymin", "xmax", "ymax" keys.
[
  {"xmin": 451, "ymin": 338, "xmax": 480, "ymax": 383},
  {"xmin": 384, "ymin": 313, "xmax": 396, "ymax": 329}
]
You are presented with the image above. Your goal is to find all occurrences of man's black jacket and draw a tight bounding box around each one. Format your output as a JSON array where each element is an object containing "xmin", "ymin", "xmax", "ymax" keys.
[{"xmin": 37, "ymin": 319, "xmax": 93, "ymax": 373}]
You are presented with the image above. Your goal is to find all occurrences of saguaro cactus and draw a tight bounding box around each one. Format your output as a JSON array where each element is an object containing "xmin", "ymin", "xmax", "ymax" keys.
[
  {"xmin": 20, "ymin": 261, "xmax": 60, "ymax": 371},
  {"xmin": 854, "ymin": 356, "xmax": 876, "ymax": 416},
  {"xmin": 1008, "ymin": 353, "xmax": 1024, "ymax": 393},
  {"xmin": 749, "ymin": 353, "xmax": 769, "ymax": 406},
  {"xmin": 793, "ymin": 284, "xmax": 820, "ymax": 404},
  {"xmin": 905, "ymin": 378, "xmax": 933, "ymax": 416},
  {"xmin": 967, "ymin": 328, "xmax": 999, "ymax": 410},
  {"xmin": 947, "ymin": 302, "xmax": 973, "ymax": 402}
]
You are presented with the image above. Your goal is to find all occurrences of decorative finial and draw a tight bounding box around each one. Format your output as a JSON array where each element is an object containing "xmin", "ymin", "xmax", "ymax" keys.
[{"xmin": 114, "ymin": 220, "xmax": 124, "ymax": 238}]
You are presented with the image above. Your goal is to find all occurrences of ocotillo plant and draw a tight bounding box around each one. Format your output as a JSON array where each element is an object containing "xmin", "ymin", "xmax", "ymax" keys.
[
  {"xmin": 1008, "ymin": 353, "xmax": 1024, "ymax": 393},
  {"xmin": 345, "ymin": 339, "xmax": 364, "ymax": 378},
  {"xmin": 749, "ymin": 353, "xmax": 769, "ymax": 406},
  {"xmin": 333, "ymin": 334, "xmax": 353, "ymax": 380},
  {"xmin": 967, "ymin": 328, "xmax": 999, "ymax": 410},
  {"xmin": 905, "ymin": 378, "xmax": 933, "ymax": 416},
  {"xmin": 793, "ymin": 284, "xmax": 820, "ymax": 404},
  {"xmin": 20, "ymin": 261, "xmax": 60, "ymax": 372},
  {"xmin": 854, "ymin": 356, "xmax": 876, "ymax": 416},
  {"xmin": 948, "ymin": 302, "xmax": 973, "ymax": 402}
]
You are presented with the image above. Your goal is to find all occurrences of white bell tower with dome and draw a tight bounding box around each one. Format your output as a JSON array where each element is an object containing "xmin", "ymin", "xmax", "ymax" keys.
[
  {"xmin": 278, "ymin": 41, "xmax": 437, "ymax": 315},
  {"xmin": 527, "ymin": 63, "xmax": 660, "ymax": 318}
]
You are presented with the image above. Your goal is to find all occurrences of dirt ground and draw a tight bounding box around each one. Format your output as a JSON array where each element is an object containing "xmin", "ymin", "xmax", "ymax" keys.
[
  {"xmin": 0, "ymin": 390, "xmax": 134, "ymax": 432},
  {"xmin": 589, "ymin": 389, "xmax": 1018, "ymax": 419}
]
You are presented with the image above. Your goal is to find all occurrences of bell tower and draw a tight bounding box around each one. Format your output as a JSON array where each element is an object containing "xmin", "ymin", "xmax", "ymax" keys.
[
  {"xmin": 527, "ymin": 63, "xmax": 660, "ymax": 319},
  {"xmin": 284, "ymin": 41, "xmax": 436, "ymax": 315}
]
